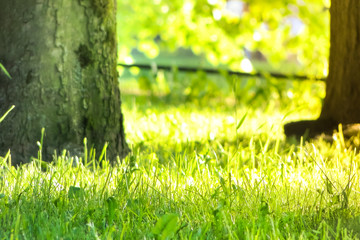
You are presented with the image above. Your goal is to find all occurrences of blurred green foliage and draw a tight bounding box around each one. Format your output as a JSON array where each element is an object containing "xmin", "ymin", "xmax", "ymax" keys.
[
  {"xmin": 117, "ymin": 0, "xmax": 330, "ymax": 77},
  {"xmin": 120, "ymin": 68, "xmax": 325, "ymax": 112}
]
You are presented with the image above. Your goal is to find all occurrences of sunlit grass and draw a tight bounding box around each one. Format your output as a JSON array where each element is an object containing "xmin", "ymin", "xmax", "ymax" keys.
[{"xmin": 1, "ymin": 79, "xmax": 360, "ymax": 239}]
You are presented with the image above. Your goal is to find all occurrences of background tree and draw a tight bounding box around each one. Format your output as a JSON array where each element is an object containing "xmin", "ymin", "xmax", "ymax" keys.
[
  {"xmin": 0, "ymin": 0, "xmax": 129, "ymax": 164},
  {"xmin": 285, "ymin": 0, "xmax": 360, "ymax": 136}
]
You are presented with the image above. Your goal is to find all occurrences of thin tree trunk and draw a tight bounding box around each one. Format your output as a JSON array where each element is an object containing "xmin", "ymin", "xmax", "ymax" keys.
[
  {"xmin": 0, "ymin": 0, "xmax": 129, "ymax": 164},
  {"xmin": 285, "ymin": 0, "xmax": 360, "ymax": 137}
]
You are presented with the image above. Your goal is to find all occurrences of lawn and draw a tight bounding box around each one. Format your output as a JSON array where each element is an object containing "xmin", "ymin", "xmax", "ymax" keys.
[{"xmin": 1, "ymin": 75, "xmax": 360, "ymax": 239}]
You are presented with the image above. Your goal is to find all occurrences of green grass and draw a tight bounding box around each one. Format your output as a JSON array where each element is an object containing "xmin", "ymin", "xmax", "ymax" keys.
[{"xmin": 1, "ymin": 79, "xmax": 360, "ymax": 239}]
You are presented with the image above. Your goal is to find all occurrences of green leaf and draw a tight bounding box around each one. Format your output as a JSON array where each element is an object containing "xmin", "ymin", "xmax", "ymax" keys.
[
  {"xmin": 68, "ymin": 186, "xmax": 83, "ymax": 199},
  {"xmin": 0, "ymin": 63, "xmax": 11, "ymax": 79},
  {"xmin": 260, "ymin": 201, "xmax": 270, "ymax": 217},
  {"xmin": 325, "ymin": 178, "xmax": 333, "ymax": 194},
  {"xmin": 152, "ymin": 213, "xmax": 179, "ymax": 240},
  {"xmin": 106, "ymin": 196, "xmax": 117, "ymax": 223},
  {"xmin": 106, "ymin": 196, "xmax": 117, "ymax": 212},
  {"xmin": 331, "ymin": 194, "xmax": 340, "ymax": 204}
]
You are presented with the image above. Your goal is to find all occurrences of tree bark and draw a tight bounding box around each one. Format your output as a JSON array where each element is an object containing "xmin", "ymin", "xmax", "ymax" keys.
[
  {"xmin": 320, "ymin": 0, "xmax": 360, "ymax": 123},
  {"xmin": 285, "ymin": 0, "xmax": 360, "ymax": 137},
  {"xmin": 0, "ymin": 0, "xmax": 129, "ymax": 165}
]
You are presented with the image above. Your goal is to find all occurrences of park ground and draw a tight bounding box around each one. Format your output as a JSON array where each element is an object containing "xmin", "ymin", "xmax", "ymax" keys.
[{"xmin": 1, "ymin": 74, "xmax": 360, "ymax": 239}]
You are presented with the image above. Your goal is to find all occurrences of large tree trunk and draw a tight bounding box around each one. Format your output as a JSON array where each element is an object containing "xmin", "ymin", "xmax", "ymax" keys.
[
  {"xmin": 285, "ymin": 0, "xmax": 360, "ymax": 137},
  {"xmin": 320, "ymin": 0, "xmax": 360, "ymax": 123},
  {"xmin": 0, "ymin": 0, "xmax": 129, "ymax": 165}
]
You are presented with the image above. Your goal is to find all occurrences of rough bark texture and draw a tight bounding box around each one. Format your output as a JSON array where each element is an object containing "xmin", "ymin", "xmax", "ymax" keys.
[
  {"xmin": 285, "ymin": 0, "xmax": 360, "ymax": 137},
  {"xmin": 0, "ymin": 0, "xmax": 129, "ymax": 165}
]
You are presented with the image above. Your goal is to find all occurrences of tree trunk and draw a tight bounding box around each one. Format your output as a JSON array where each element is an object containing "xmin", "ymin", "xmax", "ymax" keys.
[
  {"xmin": 0, "ymin": 0, "xmax": 129, "ymax": 165},
  {"xmin": 285, "ymin": 0, "xmax": 360, "ymax": 137},
  {"xmin": 320, "ymin": 0, "xmax": 360, "ymax": 123}
]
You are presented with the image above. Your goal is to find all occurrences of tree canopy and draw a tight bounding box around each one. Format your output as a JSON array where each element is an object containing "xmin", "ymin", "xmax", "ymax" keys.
[{"xmin": 117, "ymin": 0, "xmax": 330, "ymax": 77}]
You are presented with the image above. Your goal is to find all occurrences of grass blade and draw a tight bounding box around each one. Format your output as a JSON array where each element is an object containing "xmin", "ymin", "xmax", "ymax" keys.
[
  {"xmin": 0, "ymin": 63, "xmax": 11, "ymax": 79},
  {"xmin": 236, "ymin": 111, "xmax": 248, "ymax": 131},
  {"xmin": 0, "ymin": 105, "xmax": 15, "ymax": 123}
]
